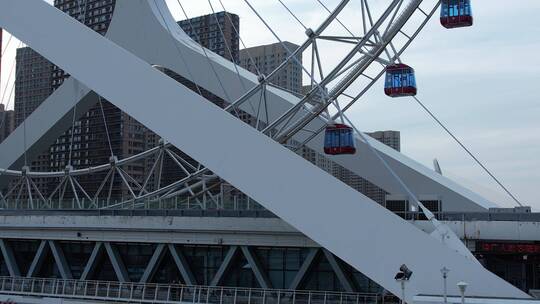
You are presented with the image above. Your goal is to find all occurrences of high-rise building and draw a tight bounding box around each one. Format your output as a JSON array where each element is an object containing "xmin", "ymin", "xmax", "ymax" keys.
[
  {"xmin": 367, "ymin": 131, "xmax": 400, "ymax": 152},
  {"xmin": 13, "ymin": 47, "xmax": 53, "ymax": 192},
  {"xmin": 12, "ymin": 0, "xmax": 152, "ymax": 199},
  {"xmin": 178, "ymin": 11, "xmax": 240, "ymax": 63},
  {"xmin": 240, "ymin": 42, "xmax": 303, "ymax": 94},
  {"xmin": 14, "ymin": 47, "xmax": 53, "ymax": 128},
  {"xmin": 0, "ymin": 104, "xmax": 15, "ymax": 144}
]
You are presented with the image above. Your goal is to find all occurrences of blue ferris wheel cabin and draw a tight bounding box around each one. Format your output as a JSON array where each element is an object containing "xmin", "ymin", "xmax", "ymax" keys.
[
  {"xmin": 440, "ymin": 0, "xmax": 473, "ymax": 29},
  {"xmin": 384, "ymin": 63, "xmax": 417, "ymax": 98}
]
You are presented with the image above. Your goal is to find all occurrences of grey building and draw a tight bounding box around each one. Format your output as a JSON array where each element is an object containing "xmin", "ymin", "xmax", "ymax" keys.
[
  {"xmin": 13, "ymin": 47, "xmax": 53, "ymax": 192},
  {"xmin": 240, "ymin": 42, "xmax": 303, "ymax": 94},
  {"xmin": 13, "ymin": 0, "xmax": 152, "ymax": 199},
  {"xmin": 0, "ymin": 104, "xmax": 15, "ymax": 144},
  {"xmin": 178, "ymin": 11, "xmax": 240, "ymax": 63},
  {"xmin": 367, "ymin": 131, "xmax": 400, "ymax": 152},
  {"xmin": 14, "ymin": 47, "xmax": 53, "ymax": 128}
]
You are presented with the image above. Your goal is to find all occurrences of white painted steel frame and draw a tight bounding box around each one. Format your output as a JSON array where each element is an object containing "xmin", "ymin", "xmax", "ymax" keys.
[{"xmin": 0, "ymin": 0, "xmax": 527, "ymax": 301}]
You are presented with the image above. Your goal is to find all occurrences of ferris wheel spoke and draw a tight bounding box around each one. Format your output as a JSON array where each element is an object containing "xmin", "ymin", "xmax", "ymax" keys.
[
  {"xmin": 115, "ymin": 167, "xmax": 137, "ymax": 199},
  {"xmin": 71, "ymin": 177, "xmax": 93, "ymax": 207},
  {"xmin": 67, "ymin": 175, "xmax": 82, "ymax": 209},
  {"xmin": 28, "ymin": 176, "xmax": 47, "ymax": 207},
  {"xmin": 0, "ymin": 192, "xmax": 6, "ymax": 209}
]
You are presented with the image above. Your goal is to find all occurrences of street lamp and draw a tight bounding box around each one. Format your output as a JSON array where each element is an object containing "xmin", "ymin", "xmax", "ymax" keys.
[
  {"xmin": 440, "ymin": 267, "xmax": 450, "ymax": 303},
  {"xmin": 395, "ymin": 264, "xmax": 413, "ymax": 304},
  {"xmin": 457, "ymin": 281, "xmax": 468, "ymax": 304}
]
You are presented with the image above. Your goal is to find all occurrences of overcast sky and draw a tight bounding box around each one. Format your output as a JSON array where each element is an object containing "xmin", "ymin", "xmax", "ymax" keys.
[{"xmin": 2, "ymin": 0, "xmax": 539, "ymax": 210}]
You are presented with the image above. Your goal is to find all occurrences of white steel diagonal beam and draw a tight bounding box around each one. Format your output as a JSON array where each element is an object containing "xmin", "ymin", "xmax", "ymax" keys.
[
  {"xmin": 240, "ymin": 246, "xmax": 273, "ymax": 289},
  {"xmin": 0, "ymin": 1, "xmax": 528, "ymax": 302},
  {"xmin": 80, "ymin": 242, "xmax": 104, "ymax": 280},
  {"xmin": 210, "ymin": 246, "xmax": 239, "ymax": 287},
  {"xmin": 26, "ymin": 240, "xmax": 48, "ymax": 278},
  {"xmin": 289, "ymin": 248, "xmax": 318, "ymax": 290},
  {"xmin": 48, "ymin": 240, "xmax": 73, "ymax": 280},
  {"xmin": 104, "ymin": 242, "xmax": 130, "ymax": 282},
  {"xmin": 323, "ymin": 249, "xmax": 355, "ymax": 292},
  {"xmin": 140, "ymin": 243, "xmax": 167, "ymax": 283},
  {"xmin": 167, "ymin": 244, "xmax": 197, "ymax": 286},
  {"xmin": 0, "ymin": 239, "xmax": 21, "ymax": 277}
]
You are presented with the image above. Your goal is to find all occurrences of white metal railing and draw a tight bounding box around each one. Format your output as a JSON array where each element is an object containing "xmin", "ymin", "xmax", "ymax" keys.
[
  {"xmin": 0, "ymin": 194, "xmax": 266, "ymax": 211},
  {"xmin": 0, "ymin": 277, "xmax": 385, "ymax": 304}
]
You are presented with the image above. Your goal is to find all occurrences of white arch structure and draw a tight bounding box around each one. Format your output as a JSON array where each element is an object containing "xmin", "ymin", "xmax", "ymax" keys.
[{"xmin": 0, "ymin": 0, "xmax": 528, "ymax": 302}]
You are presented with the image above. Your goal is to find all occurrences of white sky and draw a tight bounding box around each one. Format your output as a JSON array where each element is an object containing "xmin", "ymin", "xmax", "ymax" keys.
[{"xmin": 2, "ymin": 0, "xmax": 539, "ymax": 210}]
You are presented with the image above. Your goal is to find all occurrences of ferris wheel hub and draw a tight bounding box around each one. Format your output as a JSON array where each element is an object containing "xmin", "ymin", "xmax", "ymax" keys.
[
  {"xmin": 109, "ymin": 156, "xmax": 118, "ymax": 166},
  {"xmin": 305, "ymin": 28, "xmax": 315, "ymax": 38}
]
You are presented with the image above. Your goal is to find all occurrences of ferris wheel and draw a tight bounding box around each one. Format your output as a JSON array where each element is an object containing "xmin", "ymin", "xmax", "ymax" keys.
[{"xmin": 0, "ymin": 0, "xmax": 486, "ymax": 211}]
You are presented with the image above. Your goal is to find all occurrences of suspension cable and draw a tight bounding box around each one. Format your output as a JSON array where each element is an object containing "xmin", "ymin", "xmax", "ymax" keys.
[
  {"xmin": 216, "ymin": 0, "xmax": 261, "ymax": 76},
  {"xmin": 155, "ymin": 0, "xmax": 204, "ymax": 97},
  {"xmin": 340, "ymin": 112, "xmax": 477, "ymax": 260},
  {"xmin": 0, "ymin": 43, "xmax": 17, "ymax": 107},
  {"xmin": 315, "ymin": 0, "xmax": 388, "ymax": 65},
  {"xmin": 18, "ymin": 42, "xmax": 28, "ymax": 166},
  {"xmin": 0, "ymin": 53, "xmax": 17, "ymax": 134},
  {"xmin": 171, "ymin": 0, "xmax": 254, "ymax": 117},
  {"xmin": 172, "ymin": 0, "xmax": 232, "ymax": 103},
  {"xmin": 412, "ymin": 96, "xmax": 523, "ymax": 207},
  {"xmin": 98, "ymin": 96, "xmax": 114, "ymax": 157},
  {"xmin": 1, "ymin": 32, "xmax": 13, "ymax": 57},
  {"xmin": 315, "ymin": 0, "xmax": 354, "ymax": 37},
  {"xmin": 277, "ymin": 0, "xmax": 308, "ymax": 31},
  {"xmin": 67, "ymin": 0, "xmax": 89, "ymax": 166},
  {"xmin": 343, "ymin": 113, "xmax": 434, "ymax": 219},
  {"xmin": 206, "ymin": 0, "xmax": 248, "ymax": 92},
  {"xmin": 243, "ymin": 0, "xmax": 321, "ymax": 88}
]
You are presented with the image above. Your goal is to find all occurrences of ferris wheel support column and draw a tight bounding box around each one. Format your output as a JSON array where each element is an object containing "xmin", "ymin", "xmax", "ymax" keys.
[{"xmin": 0, "ymin": 1, "xmax": 529, "ymax": 301}]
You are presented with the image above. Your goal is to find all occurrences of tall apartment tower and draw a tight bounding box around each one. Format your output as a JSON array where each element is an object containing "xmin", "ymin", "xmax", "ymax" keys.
[
  {"xmin": 240, "ymin": 42, "xmax": 303, "ymax": 94},
  {"xmin": 178, "ymin": 11, "xmax": 240, "ymax": 63},
  {"xmin": 11, "ymin": 0, "xmax": 151, "ymax": 199},
  {"xmin": 13, "ymin": 47, "xmax": 54, "ymax": 191},
  {"xmin": 367, "ymin": 131, "xmax": 401, "ymax": 152},
  {"xmin": 0, "ymin": 104, "xmax": 15, "ymax": 144},
  {"xmin": 14, "ymin": 47, "xmax": 53, "ymax": 128}
]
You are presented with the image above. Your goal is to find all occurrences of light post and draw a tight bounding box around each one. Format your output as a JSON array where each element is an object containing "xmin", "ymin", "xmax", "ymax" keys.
[
  {"xmin": 400, "ymin": 280, "xmax": 406, "ymax": 304},
  {"xmin": 457, "ymin": 281, "xmax": 468, "ymax": 304},
  {"xmin": 440, "ymin": 267, "xmax": 450, "ymax": 303},
  {"xmin": 394, "ymin": 264, "xmax": 413, "ymax": 304}
]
